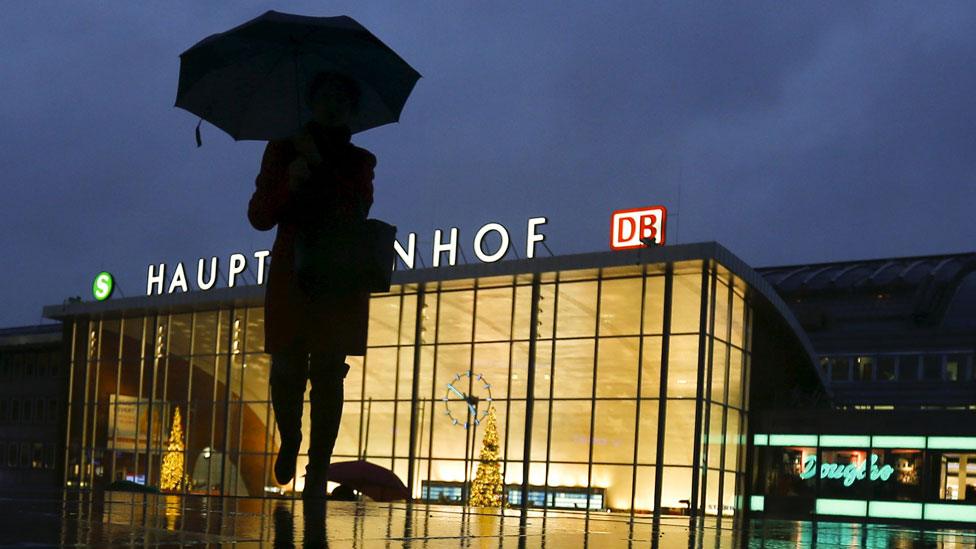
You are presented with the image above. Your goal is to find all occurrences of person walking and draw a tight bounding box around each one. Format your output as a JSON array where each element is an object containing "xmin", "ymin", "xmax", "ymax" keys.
[{"xmin": 248, "ymin": 71, "xmax": 376, "ymax": 499}]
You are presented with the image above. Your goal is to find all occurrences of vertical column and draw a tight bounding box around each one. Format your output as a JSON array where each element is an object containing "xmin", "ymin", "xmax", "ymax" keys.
[
  {"xmin": 519, "ymin": 274, "xmax": 541, "ymax": 510},
  {"xmin": 652, "ymin": 263, "xmax": 674, "ymax": 519},
  {"xmin": 689, "ymin": 262, "xmax": 711, "ymax": 519},
  {"xmin": 407, "ymin": 285, "xmax": 426, "ymax": 496}
]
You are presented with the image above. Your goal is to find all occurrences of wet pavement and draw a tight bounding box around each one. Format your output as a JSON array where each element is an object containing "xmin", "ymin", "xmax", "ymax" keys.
[{"xmin": 0, "ymin": 492, "xmax": 974, "ymax": 548}]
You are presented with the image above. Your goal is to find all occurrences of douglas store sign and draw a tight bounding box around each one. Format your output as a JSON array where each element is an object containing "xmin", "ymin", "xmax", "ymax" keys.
[{"xmin": 95, "ymin": 206, "xmax": 668, "ymax": 299}]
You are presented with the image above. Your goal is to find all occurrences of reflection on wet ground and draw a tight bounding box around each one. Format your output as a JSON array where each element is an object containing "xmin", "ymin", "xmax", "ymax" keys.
[{"xmin": 0, "ymin": 492, "xmax": 973, "ymax": 548}]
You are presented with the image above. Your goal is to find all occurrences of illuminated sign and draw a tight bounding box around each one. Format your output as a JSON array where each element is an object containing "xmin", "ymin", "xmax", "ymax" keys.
[
  {"xmin": 145, "ymin": 218, "xmax": 548, "ymax": 296},
  {"xmin": 799, "ymin": 453, "xmax": 895, "ymax": 487},
  {"xmin": 92, "ymin": 271, "xmax": 115, "ymax": 301},
  {"xmin": 610, "ymin": 205, "xmax": 666, "ymax": 250}
]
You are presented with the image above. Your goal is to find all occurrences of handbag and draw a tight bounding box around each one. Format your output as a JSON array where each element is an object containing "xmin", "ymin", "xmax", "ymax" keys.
[{"xmin": 294, "ymin": 203, "xmax": 397, "ymax": 296}]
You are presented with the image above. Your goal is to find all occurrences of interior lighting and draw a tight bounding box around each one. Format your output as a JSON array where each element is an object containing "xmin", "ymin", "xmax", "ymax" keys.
[
  {"xmin": 868, "ymin": 501, "xmax": 922, "ymax": 520},
  {"xmin": 768, "ymin": 434, "xmax": 818, "ymax": 447},
  {"xmin": 872, "ymin": 436, "xmax": 926, "ymax": 449},
  {"xmin": 927, "ymin": 437, "xmax": 976, "ymax": 450},
  {"xmin": 815, "ymin": 498, "xmax": 866, "ymax": 517}
]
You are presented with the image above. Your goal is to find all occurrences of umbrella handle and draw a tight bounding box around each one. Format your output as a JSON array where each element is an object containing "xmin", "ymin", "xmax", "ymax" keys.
[{"xmin": 195, "ymin": 118, "xmax": 203, "ymax": 148}]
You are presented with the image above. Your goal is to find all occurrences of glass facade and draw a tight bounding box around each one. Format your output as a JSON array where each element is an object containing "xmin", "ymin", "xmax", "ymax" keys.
[{"xmin": 63, "ymin": 258, "xmax": 753, "ymax": 515}]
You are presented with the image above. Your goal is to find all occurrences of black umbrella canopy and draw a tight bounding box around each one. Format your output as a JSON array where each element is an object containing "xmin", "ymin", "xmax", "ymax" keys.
[{"xmin": 176, "ymin": 10, "xmax": 421, "ymax": 140}]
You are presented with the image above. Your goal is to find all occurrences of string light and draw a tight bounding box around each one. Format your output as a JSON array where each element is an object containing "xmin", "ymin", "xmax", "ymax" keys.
[
  {"xmin": 160, "ymin": 406, "xmax": 187, "ymax": 491},
  {"xmin": 468, "ymin": 407, "xmax": 503, "ymax": 507}
]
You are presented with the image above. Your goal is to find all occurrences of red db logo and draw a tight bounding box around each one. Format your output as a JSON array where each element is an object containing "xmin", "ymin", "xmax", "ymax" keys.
[{"xmin": 610, "ymin": 205, "xmax": 667, "ymax": 250}]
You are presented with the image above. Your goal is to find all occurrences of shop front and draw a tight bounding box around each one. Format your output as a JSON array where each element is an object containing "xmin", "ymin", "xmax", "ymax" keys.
[{"xmin": 749, "ymin": 411, "xmax": 976, "ymax": 525}]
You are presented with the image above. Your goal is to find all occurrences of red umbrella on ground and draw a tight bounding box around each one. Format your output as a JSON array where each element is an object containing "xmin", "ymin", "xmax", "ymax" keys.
[{"xmin": 328, "ymin": 460, "xmax": 409, "ymax": 502}]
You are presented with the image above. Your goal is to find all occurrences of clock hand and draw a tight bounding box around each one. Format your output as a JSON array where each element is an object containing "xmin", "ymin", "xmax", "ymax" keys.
[
  {"xmin": 467, "ymin": 402, "xmax": 477, "ymax": 417},
  {"xmin": 447, "ymin": 384, "xmax": 466, "ymax": 400}
]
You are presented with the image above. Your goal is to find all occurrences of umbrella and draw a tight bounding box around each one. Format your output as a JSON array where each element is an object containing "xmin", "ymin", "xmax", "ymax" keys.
[
  {"xmin": 327, "ymin": 460, "xmax": 409, "ymax": 502},
  {"xmin": 175, "ymin": 10, "xmax": 421, "ymax": 143}
]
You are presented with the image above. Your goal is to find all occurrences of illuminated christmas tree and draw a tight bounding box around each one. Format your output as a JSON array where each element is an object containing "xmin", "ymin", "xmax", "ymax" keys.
[
  {"xmin": 468, "ymin": 407, "xmax": 503, "ymax": 507},
  {"xmin": 160, "ymin": 406, "xmax": 186, "ymax": 491}
]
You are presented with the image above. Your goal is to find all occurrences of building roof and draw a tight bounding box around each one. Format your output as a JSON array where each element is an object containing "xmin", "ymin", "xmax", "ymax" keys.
[
  {"xmin": 758, "ymin": 252, "xmax": 976, "ymax": 333},
  {"xmin": 0, "ymin": 323, "xmax": 62, "ymax": 348}
]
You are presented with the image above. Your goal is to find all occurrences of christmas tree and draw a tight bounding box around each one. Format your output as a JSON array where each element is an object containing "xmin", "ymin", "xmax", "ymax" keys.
[
  {"xmin": 468, "ymin": 407, "xmax": 503, "ymax": 507},
  {"xmin": 160, "ymin": 406, "xmax": 186, "ymax": 491}
]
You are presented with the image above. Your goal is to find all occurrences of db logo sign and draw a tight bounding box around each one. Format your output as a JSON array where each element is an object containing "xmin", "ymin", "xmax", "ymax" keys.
[{"xmin": 610, "ymin": 206, "xmax": 667, "ymax": 250}]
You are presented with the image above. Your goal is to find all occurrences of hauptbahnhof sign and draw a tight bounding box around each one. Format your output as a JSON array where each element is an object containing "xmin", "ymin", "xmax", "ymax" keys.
[{"xmin": 145, "ymin": 217, "xmax": 550, "ymax": 296}]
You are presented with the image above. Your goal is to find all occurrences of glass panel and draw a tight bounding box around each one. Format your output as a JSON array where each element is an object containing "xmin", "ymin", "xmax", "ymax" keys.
[
  {"xmin": 706, "ymin": 404, "xmax": 724, "ymax": 470},
  {"xmin": 898, "ymin": 355, "xmax": 919, "ymax": 380},
  {"xmin": 548, "ymin": 400, "xmax": 592, "ymax": 462},
  {"xmin": 399, "ymin": 293, "xmax": 417, "ymax": 345},
  {"xmin": 367, "ymin": 296, "xmax": 401, "ymax": 347},
  {"xmin": 345, "ymin": 356, "xmax": 363, "ymax": 401},
  {"xmin": 724, "ymin": 409, "xmax": 741, "ymax": 472},
  {"xmin": 762, "ymin": 446, "xmax": 816, "ymax": 497},
  {"xmin": 728, "ymin": 348, "xmax": 744, "ymax": 409},
  {"xmin": 663, "ymin": 400, "xmax": 696, "ymax": 465},
  {"xmin": 713, "ymin": 281, "xmax": 730, "ymax": 341},
  {"xmin": 363, "ymin": 401, "xmax": 395, "ymax": 458},
  {"xmin": 592, "ymin": 400, "xmax": 636, "ymax": 463},
  {"xmin": 873, "ymin": 449, "xmax": 922, "ymax": 501},
  {"xmin": 877, "ymin": 356, "xmax": 896, "ymax": 381},
  {"xmin": 856, "ymin": 356, "xmax": 875, "ymax": 381},
  {"xmin": 470, "ymin": 343, "xmax": 509, "ymax": 401},
  {"xmin": 633, "ymin": 465, "xmax": 656, "ymax": 512},
  {"xmin": 730, "ymin": 292, "xmax": 745, "ymax": 348},
  {"xmin": 434, "ymin": 344, "xmax": 472, "ymax": 398},
  {"xmin": 711, "ymin": 341, "xmax": 728, "ymax": 404},
  {"xmin": 596, "ymin": 337, "xmax": 639, "ymax": 398},
  {"xmin": 192, "ymin": 311, "xmax": 219, "ymax": 355},
  {"xmin": 364, "ymin": 347, "xmax": 398, "ymax": 401},
  {"xmin": 555, "ymin": 281, "xmax": 598, "ymax": 338},
  {"xmin": 639, "ymin": 336, "xmax": 663, "ymax": 398},
  {"xmin": 552, "ymin": 339, "xmax": 594, "ymax": 398},
  {"xmin": 475, "ymin": 288, "xmax": 513, "ymax": 342},
  {"xmin": 530, "ymin": 401, "xmax": 549, "ymax": 459},
  {"xmin": 666, "ymin": 335, "xmax": 699, "ymax": 398},
  {"xmin": 643, "ymin": 276, "xmax": 666, "ymax": 335},
  {"xmin": 670, "ymin": 274, "xmax": 702, "ymax": 334},
  {"xmin": 512, "ymin": 285, "xmax": 536, "ymax": 341},
  {"xmin": 599, "ymin": 278, "xmax": 642, "ymax": 336},
  {"xmin": 660, "ymin": 466, "xmax": 693, "ymax": 509},
  {"xmin": 505, "ymin": 401, "xmax": 526, "ymax": 461},
  {"xmin": 395, "ymin": 346, "xmax": 414, "ymax": 401},
  {"xmin": 591, "ymin": 464, "xmax": 634, "ymax": 511},
  {"xmin": 923, "ymin": 355, "xmax": 943, "ymax": 380},
  {"xmin": 437, "ymin": 291, "xmax": 474, "ymax": 344},
  {"xmin": 244, "ymin": 308, "xmax": 265, "ymax": 353},
  {"xmin": 636, "ymin": 401, "xmax": 658, "ymax": 465},
  {"xmin": 705, "ymin": 469, "xmax": 721, "ymax": 515},
  {"xmin": 168, "ymin": 314, "xmax": 192, "ymax": 358},
  {"xmin": 722, "ymin": 472, "xmax": 737, "ymax": 516}
]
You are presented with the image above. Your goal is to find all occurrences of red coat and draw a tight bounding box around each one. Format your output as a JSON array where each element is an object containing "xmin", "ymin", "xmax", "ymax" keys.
[{"xmin": 248, "ymin": 127, "xmax": 376, "ymax": 356}]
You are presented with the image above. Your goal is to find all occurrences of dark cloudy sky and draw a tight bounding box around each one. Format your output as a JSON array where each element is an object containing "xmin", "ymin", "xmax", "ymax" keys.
[{"xmin": 2, "ymin": 2, "xmax": 974, "ymax": 328}]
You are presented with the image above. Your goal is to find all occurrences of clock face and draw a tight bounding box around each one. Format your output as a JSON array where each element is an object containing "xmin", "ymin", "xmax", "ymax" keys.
[{"xmin": 442, "ymin": 371, "xmax": 492, "ymax": 429}]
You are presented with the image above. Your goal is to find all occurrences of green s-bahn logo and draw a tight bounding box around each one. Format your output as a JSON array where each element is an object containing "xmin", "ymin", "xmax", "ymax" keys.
[{"xmin": 92, "ymin": 271, "xmax": 115, "ymax": 301}]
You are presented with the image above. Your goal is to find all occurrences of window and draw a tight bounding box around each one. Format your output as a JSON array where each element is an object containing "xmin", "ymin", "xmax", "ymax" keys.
[
  {"xmin": 877, "ymin": 356, "xmax": 896, "ymax": 381},
  {"xmin": 898, "ymin": 356, "xmax": 919, "ymax": 380},
  {"xmin": 7, "ymin": 443, "xmax": 17, "ymax": 468},
  {"xmin": 0, "ymin": 399, "xmax": 7, "ymax": 422},
  {"xmin": 855, "ymin": 356, "xmax": 874, "ymax": 381},
  {"xmin": 922, "ymin": 355, "xmax": 943, "ymax": 380},
  {"xmin": 827, "ymin": 357, "xmax": 850, "ymax": 382},
  {"xmin": 946, "ymin": 354, "xmax": 967, "ymax": 382}
]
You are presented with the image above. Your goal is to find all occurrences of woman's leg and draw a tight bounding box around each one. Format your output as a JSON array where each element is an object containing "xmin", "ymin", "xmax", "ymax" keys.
[
  {"xmin": 270, "ymin": 350, "xmax": 309, "ymax": 485},
  {"xmin": 303, "ymin": 351, "xmax": 349, "ymax": 497}
]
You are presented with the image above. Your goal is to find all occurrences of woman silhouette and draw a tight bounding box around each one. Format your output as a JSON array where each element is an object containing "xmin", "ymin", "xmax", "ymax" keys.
[{"xmin": 248, "ymin": 71, "xmax": 376, "ymax": 498}]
